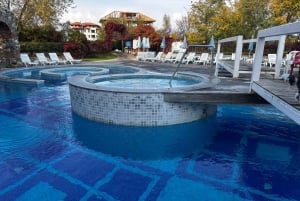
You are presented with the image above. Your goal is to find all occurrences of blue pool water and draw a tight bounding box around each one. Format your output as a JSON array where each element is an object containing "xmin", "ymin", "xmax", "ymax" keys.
[
  {"xmin": 0, "ymin": 82, "xmax": 300, "ymax": 201},
  {"xmin": 94, "ymin": 77, "xmax": 199, "ymax": 89}
]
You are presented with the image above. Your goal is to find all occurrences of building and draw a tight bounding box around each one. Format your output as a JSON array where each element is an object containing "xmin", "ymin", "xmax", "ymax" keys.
[
  {"xmin": 100, "ymin": 11, "xmax": 155, "ymax": 26},
  {"xmin": 70, "ymin": 22, "xmax": 100, "ymax": 41}
]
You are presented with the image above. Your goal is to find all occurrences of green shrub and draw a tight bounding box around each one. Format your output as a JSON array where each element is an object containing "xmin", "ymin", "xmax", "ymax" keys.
[{"xmin": 20, "ymin": 42, "xmax": 65, "ymax": 54}]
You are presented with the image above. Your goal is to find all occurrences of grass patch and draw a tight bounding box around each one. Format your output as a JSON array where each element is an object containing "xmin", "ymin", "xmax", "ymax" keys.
[{"xmin": 83, "ymin": 53, "xmax": 117, "ymax": 62}]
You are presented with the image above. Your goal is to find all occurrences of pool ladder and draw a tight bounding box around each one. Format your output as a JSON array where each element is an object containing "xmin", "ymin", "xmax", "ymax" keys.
[{"xmin": 169, "ymin": 44, "xmax": 215, "ymax": 87}]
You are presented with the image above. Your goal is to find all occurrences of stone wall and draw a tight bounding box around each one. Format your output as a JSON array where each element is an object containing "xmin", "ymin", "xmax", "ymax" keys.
[{"xmin": 0, "ymin": 10, "xmax": 20, "ymax": 67}]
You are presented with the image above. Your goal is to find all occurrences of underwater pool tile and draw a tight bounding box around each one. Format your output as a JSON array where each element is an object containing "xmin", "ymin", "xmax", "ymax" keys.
[
  {"xmin": 206, "ymin": 130, "xmax": 243, "ymax": 155},
  {"xmin": 193, "ymin": 153, "xmax": 234, "ymax": 180},
  {"xmin": 0, "ymin": 99, "xmax": 25, "ymax": 110},
  {"xmin": 239, "ymin": 162, "xmax": 300, "ymax": 200},
  {"xmin": 28, "ymin": 139, "xmax": 68, "ymax": 162},
  {"xmin": 0, "ymin": 158, "xmax": 36, "ymax": 190},
  {"xmin": 0, "ymin": 169, "xmax": 86, "ymax": 201},
  {"xmin": 99, "ymin": 169, "xmax": 152, "ymax": 201},
  {"xmin": 87, "ymin": 195, "xmax": 108, "ymax": 201},
  {"xmin": 15, "ymin": 181, "xmax": 66, "ymax": 201},
  {"xmin": 53, "ymin": 151, "xmax": 115, "ymax": 186},
  {"xmin": 157, "ymin": 176, "xmax": 250, "ymax": 201}
]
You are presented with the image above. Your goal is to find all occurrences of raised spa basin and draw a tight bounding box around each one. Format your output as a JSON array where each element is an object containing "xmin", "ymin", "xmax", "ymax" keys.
[
  {"xmin": 69, "ymin": 72, "xmax": 218, "ymax": 126},
  {"xmin": 40, "ymin": 67, "xmax": 109, "ymax": 82}
]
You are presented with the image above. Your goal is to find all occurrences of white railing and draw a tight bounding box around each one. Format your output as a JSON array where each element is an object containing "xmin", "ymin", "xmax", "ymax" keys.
[
  {"xmin": 251, "ymin": 21, "xmax": 300, "ymax": 84},
  {"xmin": 215, "ymin": 35, "xmax": 243, "ymax": 78}
]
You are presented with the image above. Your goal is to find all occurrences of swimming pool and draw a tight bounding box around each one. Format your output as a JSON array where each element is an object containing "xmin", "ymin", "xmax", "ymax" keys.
[{"xmin": 0, "ymin": 81, "xmax": 300, "ymax": 200}]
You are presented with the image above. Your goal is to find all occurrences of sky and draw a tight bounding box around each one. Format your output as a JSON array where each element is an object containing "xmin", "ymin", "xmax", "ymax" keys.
[{"xmin": 61, "ymin": 0, "xmax": 193, "ymax": 29}]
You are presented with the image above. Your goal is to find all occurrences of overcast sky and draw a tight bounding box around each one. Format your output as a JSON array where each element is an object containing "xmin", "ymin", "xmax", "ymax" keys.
[{"xmin": 61, "ymin": 0, "xmax": 193, "ymax": 29}]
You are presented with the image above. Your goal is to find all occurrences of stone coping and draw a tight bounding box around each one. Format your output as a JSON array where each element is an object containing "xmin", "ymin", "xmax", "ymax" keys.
[{"xmin": 69, "ymin": 72, "xmax": 219, "ymax": 93}]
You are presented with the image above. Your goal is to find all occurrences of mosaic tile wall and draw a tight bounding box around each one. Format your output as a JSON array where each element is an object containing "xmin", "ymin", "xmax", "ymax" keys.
[{"xmin": 69, "ymin": 85, "xmax": 217, "ymax": 126}]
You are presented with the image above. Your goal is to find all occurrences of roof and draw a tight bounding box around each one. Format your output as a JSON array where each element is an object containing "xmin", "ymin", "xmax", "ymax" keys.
[
  {"xmin": 71, "ymin": 22, "xmax": 100, "ymax": 28},
  {"xmin": 100, "ymin": 11, "xmax": 156, "ymax": 24}
]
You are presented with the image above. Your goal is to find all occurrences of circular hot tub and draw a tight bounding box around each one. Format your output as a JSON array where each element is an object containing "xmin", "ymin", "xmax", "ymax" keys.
[{"xmin": 69, "ymin": 72, "xmax": 219, "ymax": 126}]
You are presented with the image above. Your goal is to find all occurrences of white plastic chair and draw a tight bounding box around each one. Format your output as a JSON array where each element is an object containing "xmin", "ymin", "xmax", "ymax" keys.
[
  {"xmin": 20, "ymin": 53, "xmax": 39, "ymax": 67},
  {"xmin": 162, "ymin": 52, "xmax": 175, "ymax": 63},
  {"xmin": 195, "ymin": 53, "xmax": 209, "ymax": 65},
  {"xmin": 266, "ymin": 54, "xmax": 277, "ymax": 67},
  {"xmin": 63, "ymin": 52, "xmax": 82, "ymax": 64},
  {"xmin": 148, "ymin": 52, "xmax": 163, "ymax": 62},
  {"xmin": 173, "ymin": 52, "xmax": 185, "ymax": 63},
  {"xmin": 36, "ymin": 53, "xmax": 56, "ymax": 65},
  {"xmin": 49, "ymin": 53, "xmax": 68, "ymax": 65},
  {"xmin": 182, "ymin": 52, "xmax": 196, "ymax": 64}
]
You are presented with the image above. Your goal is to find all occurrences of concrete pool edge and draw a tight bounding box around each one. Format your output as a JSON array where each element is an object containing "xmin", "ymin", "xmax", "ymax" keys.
[{"xmin": 0, "ymin": 64, "xmax": 143, "ymax": 87}]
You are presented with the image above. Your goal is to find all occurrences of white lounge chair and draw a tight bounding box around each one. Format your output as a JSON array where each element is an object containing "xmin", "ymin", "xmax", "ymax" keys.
[
  {"xmin": 63, "ymin": 52, "xmax": 82, "ymax": 64},
  {"xmin": 195, "ymin": 53, "xmax": 209, "ymax": 65},
  {"xmin": 173, "ymin": 52, "xmax": 185, "ymax": 63},
  {"xmin": 145, "ymin": 52, "xmax": 163, "ymax": 62},
  {"xmin": 20, "ymin": 53, "xmax": 39, "ymax": 67},
  {"xmin": 162, "ymin": 52, "xmax": 175, "ymax": 63},
  {"xmin": 36, "ymin": 53, "xmax": 56, "ymax": 65},
  {"xmin": 49, "ymin": 53, "xmax": 68, "ymax": 65},
  {"xmin": 265, "ymin": 54, "xmax": 277, "ymax": 67},
  {"xmin": 182, "ymin": 52, "xmax": 196, "ymax": 64},
  {"xmin": 140, "ymin": 52, "xmax": 155, "ymax": 61}
]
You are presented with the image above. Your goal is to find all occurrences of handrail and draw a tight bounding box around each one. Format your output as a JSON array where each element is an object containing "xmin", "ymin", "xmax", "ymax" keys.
[{"xmin": 169, "ymin": 44, "xmax": 215, "ymax": 87}]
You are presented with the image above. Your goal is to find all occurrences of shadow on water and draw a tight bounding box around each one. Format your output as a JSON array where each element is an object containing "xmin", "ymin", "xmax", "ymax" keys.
[{"xmin": 72, "ymin": 113, "xmax": 217, "ymax": 160}]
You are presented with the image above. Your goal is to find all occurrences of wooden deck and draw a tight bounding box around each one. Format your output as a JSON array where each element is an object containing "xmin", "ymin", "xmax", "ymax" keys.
[
  {"xmin": 218, "ymin": 60, "xmax": 275, "ymax": 76},
  {"xmin": 254, "ymin": 79, "xmax": 300, "ymax": 109},
  {"xmin": 252, "ymin": 79, "xmax": 300, "ymax": 125},
  {"xmin": 163, "ymin": 80, "xmax": 267, "ymax": 104},
  {"xmin": 163, "ymin": 91, "xmax": 267, "ymax": 104}
]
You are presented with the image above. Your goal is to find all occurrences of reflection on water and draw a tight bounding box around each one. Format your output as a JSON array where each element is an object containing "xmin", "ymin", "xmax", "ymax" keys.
[{"xmin": 72, "ymin": 114, "xmax": 216, "ymax": 160}]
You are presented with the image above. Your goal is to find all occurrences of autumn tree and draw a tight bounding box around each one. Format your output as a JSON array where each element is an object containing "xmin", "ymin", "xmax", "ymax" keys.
[
  {"xmin": 134, "ymin": 24, "xmax": 161, "ymax": 51},
  {"xmin": 210, "ymin": 5, "xmax": 239, "ymax": 40},
  {"xmin": 270, "ymin": 0, "xmax": 300, "ymax": 25},
  {"xmin": 188, "ymin": 0, "xmax": 225, "ymax": 43},
  {"xmin": 0, "ymin": 0, "xmax": 74, "ymax": 32},
  {"xmin": 235, "ymin": 0, "xmax": 271, "ymax": 38}
]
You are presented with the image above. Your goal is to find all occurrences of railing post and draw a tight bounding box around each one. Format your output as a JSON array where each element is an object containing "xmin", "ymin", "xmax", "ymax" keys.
[
  {"xmin": 214, "ymin": 42, "xmax": 222, "ymax": 77},
  {"xmin": 275, "ymin": 35, "xmax": 286, "ymax": 79},
  {"xmin": 233, "ymin": 35, "xmax": 243, "ymax": 78},
  {"xmin": 251, "ymin": 37, "xmax": 265, "ymax": 83}
]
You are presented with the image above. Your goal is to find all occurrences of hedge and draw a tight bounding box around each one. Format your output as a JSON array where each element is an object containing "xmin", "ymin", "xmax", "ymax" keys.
[{"xmin": 20, "ymin": 42, "xmax": 65, "ymax": 55}]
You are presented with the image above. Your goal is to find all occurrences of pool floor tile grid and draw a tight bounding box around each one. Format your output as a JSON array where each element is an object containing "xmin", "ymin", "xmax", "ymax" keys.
[
  {"xmin": 1, "ymin": 85, "xmax": 300, "ymax": 200},
  {"xmin": 0, "ymin": 147, "xmax": 167, "ymax": 201},
  {"xmin": 2, "ymin": 135, "xmax": 300, "ymax": 201}
]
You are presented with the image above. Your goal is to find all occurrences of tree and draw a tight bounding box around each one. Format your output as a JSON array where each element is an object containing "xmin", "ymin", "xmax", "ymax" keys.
[
  {"xmin": 210, "ymin": 5, "xmax": 240, "ymax": 39},
  {"xmin": 162, "ymin": 14, "xmax": 171, "ymax": 33},
  {"xmin": 134, "ymin": 24, "xmax": 161, "ymax": 51},
  {"xmin": 176, "ymin": 15, "xmax": 191, "ymax": 34},
  {"xmin": 1, "ymin": 0, "xmax": 74, "ymax": 32},
  {"xmin": 235, "ymin": 0, "xmax": 271, "ymax": 37},
  {"xmin": 270, "ymin": 0, "xmax": 300, "ymax": 25},
  {"xmin": 188, "ymin": 0, "xmax": 225, "ymax": 43}
]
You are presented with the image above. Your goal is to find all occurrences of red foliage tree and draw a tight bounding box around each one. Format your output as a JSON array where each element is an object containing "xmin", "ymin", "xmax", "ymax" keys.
[
  {"xmin": 104, "ymin": 21, "xmax": 128, "ymax": 50},
  {"xmin": 63, "ymin": 42, "xmax": 87, "ymax": 58},
  {"xmin": 133, "ymin": 25, "xmax": 161, "ymax": 51}
]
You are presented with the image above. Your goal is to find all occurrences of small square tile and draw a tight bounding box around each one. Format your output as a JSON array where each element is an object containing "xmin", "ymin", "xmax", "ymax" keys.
[
  {"xmin": 99, "ymin": 169, "xmax": 152, "ymax": 201},
  {"xmin": 53, "ymin": 151, "xmax": 115, "ymax": 185},
  {"xmin": 193, "ymin": 153, "xmax": 234, "ymax": 180},
  {"xmin": 16, "ymin": 181, "xmax": 66, "ymax": 201},
  {"xmin": 0, "ymin": 169, "xmax": 86, "ymax": 201}
]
